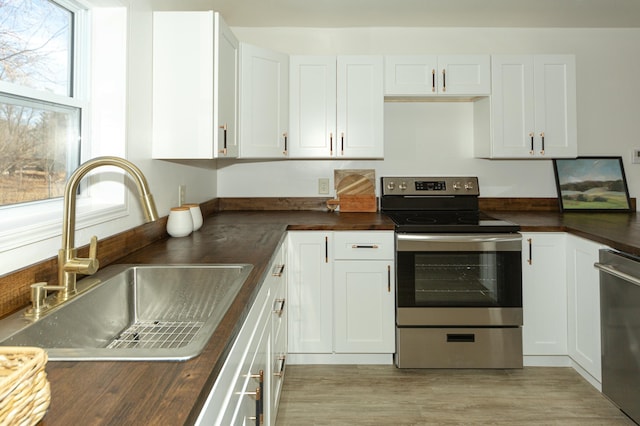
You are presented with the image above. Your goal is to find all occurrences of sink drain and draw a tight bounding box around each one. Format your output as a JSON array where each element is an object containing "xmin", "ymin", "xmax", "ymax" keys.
[{"xmin": 107, "ymin": 320, "xmax": 204, "ymax": 349}]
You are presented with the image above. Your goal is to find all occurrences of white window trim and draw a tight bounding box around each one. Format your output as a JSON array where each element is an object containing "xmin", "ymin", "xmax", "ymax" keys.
[{"xmin": 0, "ymin": 2, "xmax": 129, "ymax": 254}]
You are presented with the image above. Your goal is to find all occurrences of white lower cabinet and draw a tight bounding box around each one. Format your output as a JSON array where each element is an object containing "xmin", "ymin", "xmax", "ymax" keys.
[
  {"xmin": 566, "ymin": 234, "xmax": 608, "ymax": 387},
  {"xmin": 521, "ymin": 233, "xmax": 568, "ymax": 358},
  {"xmin": 287, "ymin": 232, "xmax": 333, "ymax": 354},
  {"xmin": 333, "ymin": 261, "xmax": 395, "ymax": 353},
  {"xmin": 287, "ymin": 231, "xmax": 395, "ymax": 364},
  {"xmin": 196, "ymin": 240, "xmax": 287, "ymax": 426},
  {"xmin": 521, "ymin": 232, "xmax": 607, "ymax": 389}
]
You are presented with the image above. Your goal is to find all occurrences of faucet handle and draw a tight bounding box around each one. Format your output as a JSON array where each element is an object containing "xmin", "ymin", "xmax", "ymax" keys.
[
  {"xmin": 85, "ymin": 235, "xmax": 99, "ymax": 274},
  {"xmin": 65, "ymin": 235, "xmax": 99, "ymax": 275},
  {"xmin": 89, "ymin": 235, "xmax": 98, "ymax": 261}
]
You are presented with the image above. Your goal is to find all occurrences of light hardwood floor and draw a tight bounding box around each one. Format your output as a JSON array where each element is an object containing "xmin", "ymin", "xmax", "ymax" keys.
[{"xmin": 276, "ymin": 365, "xmax": 634, "ymax": 425}]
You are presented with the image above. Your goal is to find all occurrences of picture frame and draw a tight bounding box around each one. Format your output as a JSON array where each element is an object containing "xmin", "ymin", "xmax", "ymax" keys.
[{"xmin": 553, "ymin": 156, "xmax": 632, "ymax": 212}]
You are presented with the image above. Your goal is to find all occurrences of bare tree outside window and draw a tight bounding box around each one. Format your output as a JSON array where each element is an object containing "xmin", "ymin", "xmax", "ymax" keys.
[{"xmin": 0, "ymin": 0, "xmax": 80, "ymax": 207}]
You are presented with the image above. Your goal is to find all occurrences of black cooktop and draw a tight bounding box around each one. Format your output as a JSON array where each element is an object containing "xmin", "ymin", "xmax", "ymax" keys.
[{"xmin": 384, "ymin": 211, "xmax": 520, "ymax": 233}]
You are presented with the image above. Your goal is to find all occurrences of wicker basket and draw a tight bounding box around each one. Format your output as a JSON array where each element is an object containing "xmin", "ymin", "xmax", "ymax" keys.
[{"xmin": 0, "ymin": 347, "xmax": 50, "ymax": 426}]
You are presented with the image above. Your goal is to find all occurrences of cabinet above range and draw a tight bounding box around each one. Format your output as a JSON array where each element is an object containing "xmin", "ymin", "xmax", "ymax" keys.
[{"xmin": 384, "ymin": 55, "xmax": 491, "ymax": 97}]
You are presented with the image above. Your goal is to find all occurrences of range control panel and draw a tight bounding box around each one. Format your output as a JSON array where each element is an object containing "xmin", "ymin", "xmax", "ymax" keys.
[{"xmin": 381, "ymin": 177, "xmax": 480, "ymax": 196}]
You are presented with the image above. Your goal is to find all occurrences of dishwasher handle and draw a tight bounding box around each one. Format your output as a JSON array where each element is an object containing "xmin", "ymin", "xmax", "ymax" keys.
[{"xmin": 594, "ymin": 262, "xmax": 640, "ymax": 288}]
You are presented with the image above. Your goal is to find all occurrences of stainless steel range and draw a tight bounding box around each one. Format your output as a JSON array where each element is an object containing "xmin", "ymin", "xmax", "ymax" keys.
[{"xmin": 381, "ymin": 176, "xmax": 523, "ymax": 369}]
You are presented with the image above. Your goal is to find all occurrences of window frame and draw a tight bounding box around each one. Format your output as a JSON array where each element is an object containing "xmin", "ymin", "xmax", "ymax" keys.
[{"xmin": 0, "ymin": 0, "xmax": 130, "ymax": 253}]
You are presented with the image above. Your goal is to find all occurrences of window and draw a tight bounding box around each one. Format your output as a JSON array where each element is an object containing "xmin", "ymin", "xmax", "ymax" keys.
[
  {"xmin": 0, "ymin": 0, "xmax": 128, "ymax": 257},
  {"xmin": 0, "ymin": 0, "xmax": 82, "ymax": 207}
]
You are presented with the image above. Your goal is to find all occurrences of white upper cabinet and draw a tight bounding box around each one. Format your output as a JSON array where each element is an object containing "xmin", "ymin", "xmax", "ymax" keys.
[
  {"xmin": 152, "ymin": 11, "xmax": 238, "ymax": 159},
  {"xmin": 384, "ymin": 55, "xmax": 490, "ymax": 96},
  {"xmin": 289, "ymin": 56, "xmax": 384, "ymax": 159},
  {"xmin": 475, "ymin": 55, "xmax": 577, "ymax": 159},
  {"xmin": 239, "ymin": 43, "xmax": 289, "ymax": 159}
]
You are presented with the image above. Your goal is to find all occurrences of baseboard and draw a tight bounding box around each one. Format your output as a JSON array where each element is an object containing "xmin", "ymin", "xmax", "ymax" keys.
[
  {"xmin": 523, "ymin": 355, "xmax": 572, "ymax": 367},
  {"xmin": 570, "ymin": 359, "xmax": 602, "ymax": 391},
  {"xmin": 287, "ymin": 353, "xmax": 394, "ymax": 365}
]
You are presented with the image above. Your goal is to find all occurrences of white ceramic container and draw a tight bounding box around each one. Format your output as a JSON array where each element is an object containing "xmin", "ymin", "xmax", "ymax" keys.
[
  {"xmin": 166, "ymin": 206, "xmax": 193, "ymax": 237},
  {"xmin": 183, "ymin": 203, "xmax": 203, "ymax": 231}
]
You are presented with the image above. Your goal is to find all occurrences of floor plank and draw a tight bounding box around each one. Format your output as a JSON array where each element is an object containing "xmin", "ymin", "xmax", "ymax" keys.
[{"xmin": 276, "ymin": 365, "xmax": 634, "ymax": 425}]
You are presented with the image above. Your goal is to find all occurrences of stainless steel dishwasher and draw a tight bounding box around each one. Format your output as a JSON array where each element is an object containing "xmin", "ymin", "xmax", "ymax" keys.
[{"xmin": 595, "ymin": 249, "xmax": 640, "ymax": 424}]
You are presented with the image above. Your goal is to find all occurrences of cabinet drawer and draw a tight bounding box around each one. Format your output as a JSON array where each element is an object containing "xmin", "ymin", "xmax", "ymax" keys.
[
  {"xmin": 219, "ymin": 318, "xmax": 269, "ymax": 425},
  {"xmin": 333, "ymin": 232, "xmax": 394, "ymax": 260}
]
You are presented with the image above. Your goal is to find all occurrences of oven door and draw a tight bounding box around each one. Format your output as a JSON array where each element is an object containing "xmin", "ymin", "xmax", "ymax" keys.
[{"xmin": 396, "ymin": 233, "xmax": 523, "ymax": 325}]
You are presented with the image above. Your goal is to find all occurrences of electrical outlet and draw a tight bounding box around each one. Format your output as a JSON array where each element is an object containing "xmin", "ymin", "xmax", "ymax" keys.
[
  {"xmin": 633, "ymin": 149, "xmax": 640, "ymax": 164},
  {"xmin": 178, "ymin": 184, "xmax": 186, "ymax": 206},
  {"xmin": 318, "ymin": 178, "xmax": 330, "ymax": 195}
]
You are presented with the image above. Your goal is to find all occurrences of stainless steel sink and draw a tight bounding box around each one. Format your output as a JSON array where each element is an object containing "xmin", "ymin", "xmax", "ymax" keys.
[{"xmin": 0, "ymin": 264, "xmax": 252, "ymax": 361}]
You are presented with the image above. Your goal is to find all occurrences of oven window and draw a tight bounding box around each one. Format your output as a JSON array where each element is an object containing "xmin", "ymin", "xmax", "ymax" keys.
[{"xmin": 397, "ymin": 251, "xmax": 522, "ymax": 307}]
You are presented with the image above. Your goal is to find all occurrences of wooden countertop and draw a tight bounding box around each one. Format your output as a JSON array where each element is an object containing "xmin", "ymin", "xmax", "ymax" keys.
[
  {"xmin": 39, "ymin": 209, "xmax": 640, "ymax": 425},
  {"xmin": 488, "ymin": 210, "xmax": 640, "ymax": 256},
  {"xmin": 41, "ymin": 211, "xmax": 393, "ymax": 426}
]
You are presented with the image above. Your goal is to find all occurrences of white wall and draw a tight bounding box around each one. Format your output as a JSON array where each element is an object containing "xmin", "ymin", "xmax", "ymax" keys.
[{"xmin": 219, "ymin": 27, "xmax": 640, "ymax": 200}]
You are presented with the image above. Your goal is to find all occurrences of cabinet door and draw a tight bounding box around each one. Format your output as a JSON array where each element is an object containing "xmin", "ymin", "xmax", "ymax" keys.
[
  {"xmin": 239, "ymin": 44, "xmax": 289, "ymax": 158},
  {"xmin": 287, "ymin": 232, "xmax": 333, "ymax": 353},
  {"xmin": 152, "ymin": 11, "xmax": 214, "ymax": 159},
  {"xmin": 289, "ymin": 56, "xmax": 336, "ymax": 158},
  {"xmin": 521, "ymin": 233, "xmax": 567, "ymax": 355},
  {"xmin": 198, "ymin": 277, "xmax": 272, "ymax": 426},
  {"xmin": 216, "ymin": 14, "xmax": 239, "ymax": 158},
  {"xmin": 487, "ymin": 55, "xmax": 576, "ymax": 159},
  {"xmin": 437, "ymin": 55, "xmax": 490, "ymax": 95},
  {"xmin": 533, "ymin": 55, "xmax": 577, "ymax": 158},
  {"xmin": 384, "ymin": 55, "xmax": 438, "ymax": 95},
  {"xmin": 566, "ymin": 235, "xmax": 607, "ymax": 382},
  {"xmin": 384, "ymin": 55, "xmax": 489, "ymax": 96},
  {"xmin": 334, "ymin": 260, "xmax": 395, "ymax": 353},
  {"xmin": 152, "ymin": 11, "xmax": 237, "ymax": 159},
  {"xmin": 337, "ymin": 56, "xmax": 384, "ymax": 158},
  {"xmin": 226, "ymin": 317, "xmax": 270, "ymax": 426},
  {"xmin": 488, "ymin": 55, "xmax": 536, "ymax": 158}
]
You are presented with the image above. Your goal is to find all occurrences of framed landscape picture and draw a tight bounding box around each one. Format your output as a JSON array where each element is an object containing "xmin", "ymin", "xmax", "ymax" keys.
[{"xmin": 553, "ymin": 157, "xmax": 632, "ymax": 212}]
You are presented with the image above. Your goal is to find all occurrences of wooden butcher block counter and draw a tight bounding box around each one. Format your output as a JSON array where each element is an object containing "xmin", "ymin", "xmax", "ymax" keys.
[
  {"xmin": 38, "ymin": 207, "xmax": 640, "ymax": 425},
  {"xmin": 40, "ymin": 211, "xmax": 393, "ymax": 426}
]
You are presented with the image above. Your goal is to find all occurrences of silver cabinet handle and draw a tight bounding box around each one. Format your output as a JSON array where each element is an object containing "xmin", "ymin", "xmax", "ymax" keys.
[
  {"xmin": 594, "ymin": 262, "xmax": 640, "ymax": 288},
  {"xmin": 274, "ymin": 354, "xmax": 286, "ymax": 377},
  {"xmin": 272, "ymin": 264, "xmax": 285, "ymax": 277},
  {"xmin": 351, "ymin": 244, "xmax": 379, "ymax": 249},
  {"xmin": 273, "ymin": 298, "xmax": 285, "ymax": 316}
]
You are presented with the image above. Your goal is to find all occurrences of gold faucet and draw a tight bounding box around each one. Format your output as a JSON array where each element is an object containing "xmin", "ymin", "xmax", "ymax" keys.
[{"xmin": 27, "ymin": 156, "xmax": 158, "ymax": 317}]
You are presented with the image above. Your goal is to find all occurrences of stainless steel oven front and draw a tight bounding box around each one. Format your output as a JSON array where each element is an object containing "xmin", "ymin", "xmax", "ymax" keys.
[{"xmin": 395, "ymin": 233, "xmax": 523, "ymax": 368}]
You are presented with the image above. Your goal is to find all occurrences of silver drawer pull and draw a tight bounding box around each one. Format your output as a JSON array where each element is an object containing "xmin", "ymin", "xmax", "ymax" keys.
[
  {"xmin": 274, "ymin": 354, "xmax": 286, "ymax": 377},
  {"xmin": 273, "ymin": 298, "xmax": 286, "ymax": 316},
  {"xmin": 272, "ymin": 264, "xmax": 285, "ymax": 277},
  {"xmin": 351, "ymin": 244, "xmax": 379, "ymax": 249}
]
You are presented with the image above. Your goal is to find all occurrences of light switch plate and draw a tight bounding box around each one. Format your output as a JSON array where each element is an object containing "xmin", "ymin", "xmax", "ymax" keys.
[{"xmin": 632, "ymin": 149, "xmax": 640, "ymax": 164}]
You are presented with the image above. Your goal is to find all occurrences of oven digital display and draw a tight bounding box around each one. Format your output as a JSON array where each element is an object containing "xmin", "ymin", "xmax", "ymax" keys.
[{"xmin": 415, "ymin": 181, "xmax": 446, "ymax": 191}]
